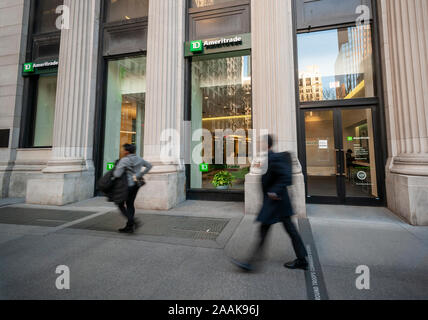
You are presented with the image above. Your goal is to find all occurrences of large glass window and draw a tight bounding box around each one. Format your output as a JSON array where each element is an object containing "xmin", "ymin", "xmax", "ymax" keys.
[
  {"xmin": 34, "ymin": 0, "xmax": 64, "ymax": 34},
  {"xmin": 33, "ymin": 75, "xmax": 57, "ymax": 147},
  {"xmin": 103, "ymin": 56, "xmax": 146, "ymax": 173},
  {"xmin": 191, "ymin": 55, "xmax": 252, "ymax": 191},
  {"xmin": 298, "ymin": 25, "xmax": 374, "ymax": 102},
  {"xmin": 106, "ymin": 0, "xmax": 149, "ymax": 22}
]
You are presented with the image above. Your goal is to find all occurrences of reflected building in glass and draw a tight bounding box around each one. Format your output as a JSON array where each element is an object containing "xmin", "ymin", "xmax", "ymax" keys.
[{"xmin": 334, "ymin": 25, "xmax": 374, "ymax": 99}]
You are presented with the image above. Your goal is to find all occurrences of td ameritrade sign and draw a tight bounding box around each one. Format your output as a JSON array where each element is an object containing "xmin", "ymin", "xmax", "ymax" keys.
[
  {"xmin": 189, "ymin": 36, "xmax": 243, "ymax": 54},
  {"xmin": 23, "ymin": 60, "xmax": 59, "ymax": 75}
]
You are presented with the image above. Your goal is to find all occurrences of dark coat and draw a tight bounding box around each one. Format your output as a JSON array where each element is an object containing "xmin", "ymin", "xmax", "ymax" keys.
[
  {"xmin": 256, "ymin": 151, "xmax": 294, "ymax": 225},
  {"xmin": 97, "ymin": 162, "xmax": 128, "ymax": 205}
]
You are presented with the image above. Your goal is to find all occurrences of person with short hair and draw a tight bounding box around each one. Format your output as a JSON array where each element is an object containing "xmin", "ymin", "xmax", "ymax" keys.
[
  {"xmin": 113, "ymin": 144, "xmax": 152, "ymax": 233},
  {"xmin": 232, "ymin": 134, "xmax": 309, "ymax": 272}
]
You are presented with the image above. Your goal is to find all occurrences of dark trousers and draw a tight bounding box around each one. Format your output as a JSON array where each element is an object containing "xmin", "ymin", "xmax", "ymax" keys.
[
  {"xmin": 118, "ymin": 185, "xmax": 139, "ymax": 227},
  {"xmin": 250, "ymin": 217, "xmax": 308, "ymax": 263}
]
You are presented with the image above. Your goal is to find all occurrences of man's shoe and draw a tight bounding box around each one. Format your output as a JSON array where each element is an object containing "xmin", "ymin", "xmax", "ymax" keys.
[
  {"xmin": 231, "ymin": 259, "xmax": 255, "ymax": 272},
  {"xmin": 118, "ymin": 226, "xmax": 134, "ymax": 234},
  {"xmin": 284, "ymin": 259, "xmax": 309, "ymax": 271}
]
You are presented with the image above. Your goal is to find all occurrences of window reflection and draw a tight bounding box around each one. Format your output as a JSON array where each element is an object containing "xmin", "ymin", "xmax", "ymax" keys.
[
  {"xmin": 106, "ymin": 0, "xmax": 149, "ymax": 22},
  {"xmin": 298, "ymin": 25, "xmax": 374, "ymax": 102},
  {"xmin": 34, "ymin": 0, "xmax": 64, "ymax": 34},
  {"xmin": 191, "ymin": 56, "xmax": 252, "ymax": 191},
  {"xmin": 33, "ymin": 75, "xmax": 57, "ymax": 147},
  {"xmin": 103, "ymin": 56, "xmax": 146, "ymax": 173},
  {"xmin": 342, "ymin": 109, "xmax": 377, "ymax": 198},
  {"xmin": 190, "ymin": 0, "xmax": 234, "ymax": 8}
]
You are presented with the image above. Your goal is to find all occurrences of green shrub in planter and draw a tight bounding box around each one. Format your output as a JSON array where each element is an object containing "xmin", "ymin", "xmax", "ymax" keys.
[{"xmin": 212, "ymin": 171, "xmax": 235, "ymax": 188}]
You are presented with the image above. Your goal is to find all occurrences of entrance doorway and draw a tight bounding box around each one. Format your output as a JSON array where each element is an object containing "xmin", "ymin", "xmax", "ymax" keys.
[{"xmin": 302, "ymin": 107, "xmax": 382, "ymax": 205}]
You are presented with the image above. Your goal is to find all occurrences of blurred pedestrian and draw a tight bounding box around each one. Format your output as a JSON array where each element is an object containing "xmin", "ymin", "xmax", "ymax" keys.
[
  {"xmin": 113, "ymin": 144, "xmax": 152, "ymax": 234},
  {"xmin": 232, "ymin": 135, "xmax": 308, "ymax": 271}
]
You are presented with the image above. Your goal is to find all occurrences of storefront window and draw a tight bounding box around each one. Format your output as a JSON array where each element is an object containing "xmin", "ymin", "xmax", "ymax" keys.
[
  {"xmin": 103, "ymin": 56, "xmax": 146, "ymax": 173},
  {"xmin": 191, "ymin": 55, "xmax": 252, "ymax": 191},
  {"xmin": 106, "ymin": 0, "xmax": 149, "ymax": 22},
  {"xmin": 190, "ymin": 0, "xmax": 235, "ymax": 8},
  {"xmin": 298, "ymin": 25, "xmax": 374, "ymax": 102},
  {"xmin": 34, "ymin": 0, "xmax": 64, "ymax": 34},
  {"xmin": 33, "ymin": 75, "xmax": 57, "ymax": 147}
]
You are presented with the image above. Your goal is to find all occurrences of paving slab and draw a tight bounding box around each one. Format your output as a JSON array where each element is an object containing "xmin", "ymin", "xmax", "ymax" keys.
[{"xmin": 308, "ymin": 204, "xmax": 428, "ymax": 300}]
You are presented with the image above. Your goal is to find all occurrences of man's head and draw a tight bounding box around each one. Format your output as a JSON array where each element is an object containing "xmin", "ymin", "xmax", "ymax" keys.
[
  {"xmin": 123, "ymin": 144, "xmax": 136, "ymax": 156},
  {"xmin": 260, "ymin": 134, "xmax": 275, "ymax": 152},
  {"xmin": 267, "ymin": 135, "xmax": 274, "ymax": 150}
]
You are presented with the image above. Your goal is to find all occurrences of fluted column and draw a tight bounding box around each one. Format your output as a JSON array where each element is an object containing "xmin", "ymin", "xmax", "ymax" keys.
[
  {"xmin": 379, "ymin": 0, "xmax": 428, "ymax": 225},
  {"xmin": 135, "ymin": 0, "xmax": 186, "ymax": 210},
  {"xmin": 245, "ymin": 0, "xmax": 306, "ymax": 217},
  {"xmin": 47, "ymin": 0, "xmax": 100, "ymax": 171},
  {"xmin": 143, "ymin": 0, "xmax": 185, "ymax": 169},
  {"xmin": 26, "ymin": 0, "xmax": 101, "ymax": 205}
]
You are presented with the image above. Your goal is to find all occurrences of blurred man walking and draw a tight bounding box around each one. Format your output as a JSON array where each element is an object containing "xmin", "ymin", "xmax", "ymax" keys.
[
  {"xmin": 113, "ymin": 144, "xmax": 152, "ymax": 234},
  {"xmin": 233, "ymin": 135, "xmax": 308, "ymax": 271}
]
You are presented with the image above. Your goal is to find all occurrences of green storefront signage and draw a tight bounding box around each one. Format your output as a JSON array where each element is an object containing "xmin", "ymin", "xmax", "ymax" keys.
[
  {"xmin": 190, "ymin": 40, "xmax": 203, "ymax": 53},
  {"xmin": 106, "ymin": 162, "xmax": 115, "ymax": 171},
  {"xmin": 185, "ymin": 34, "xmax": 251, "ymax": 57},
  {"xmin": 347, "ymin": 136, "xmax": 354, "ymax": 142},
  {"xmin": 199, "ymin": 163, "xmax": 209, "ymax": 173},
  {"xmin": 23, "ymin": 63, "xmax": 34, "ymax": 73},
  {"xmin": 22, "ymin": 60, "xmax": 59, "ymax": 76}
]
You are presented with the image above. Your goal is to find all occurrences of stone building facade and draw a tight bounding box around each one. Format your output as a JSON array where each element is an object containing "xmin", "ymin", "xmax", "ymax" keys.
[{"xmin": 0, "ymin": 0, "xmax": 427, "ymax": 225}]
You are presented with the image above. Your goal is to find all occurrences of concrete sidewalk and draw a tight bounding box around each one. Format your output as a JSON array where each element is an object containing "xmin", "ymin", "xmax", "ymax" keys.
[
  {"xmin": 0, "ymin": 198, "xmax": 427, "ymax": 300},
  {"xmin": 307, "ymin": 204, "xmax": 428, "ymax": 300}
]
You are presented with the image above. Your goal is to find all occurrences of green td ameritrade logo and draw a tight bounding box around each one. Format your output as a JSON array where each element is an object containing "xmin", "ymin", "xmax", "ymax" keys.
[
  {"xmin": 106, "ymin": 162, "xmax": 115, "ymax": 171},
  {"xmin": 199, "ymin": 163, "xmax": 209, "ymax": 173},
  {"xmin": 23, "ymin": 62, "xmax": 34, "ymax": 73},
  {"xmin": 190, "ymin": 40, "xmax": 203, "ymax": 53}
]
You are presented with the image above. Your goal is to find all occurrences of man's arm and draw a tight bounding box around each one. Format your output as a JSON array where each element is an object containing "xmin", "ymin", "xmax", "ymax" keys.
[{"xmin": 136, "ymin": 159, "xmax": 153, "ymax": 178}]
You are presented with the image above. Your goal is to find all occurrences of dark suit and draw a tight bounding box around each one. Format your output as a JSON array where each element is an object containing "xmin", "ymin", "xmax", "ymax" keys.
[{"xmin": 251, "ymin": 151, "xmax": 307, "ymax": 262}]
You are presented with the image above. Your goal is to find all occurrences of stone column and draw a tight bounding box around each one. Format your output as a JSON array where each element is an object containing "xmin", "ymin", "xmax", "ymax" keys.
[
  {"xmin": 379, "ymin": 0, "xmax": 428, "ymax": 225},
  {"xmin": 0, "ymin": 0, "xmax": 29, "ymax": 198},
  {"xmin": 26, "ymin": 0, "xmax": 100, "ymax": 205},
  {"xmin": 135, "ymin": 0, "xmax": 186, "ymax": 210},
  {"xmin": 245, "ymin": 0, "xmax": 306, "ymax": 217}
]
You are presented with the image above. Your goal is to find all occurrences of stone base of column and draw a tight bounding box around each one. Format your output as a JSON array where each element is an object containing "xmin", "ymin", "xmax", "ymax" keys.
[
  {"xmin": 245, "ymin": 172, "xmax": 307, "ymax": 219},
  {"xmin": 26, "ymin": 171, "xmax": 95, "ymax": 206},
  {"xmin": 25, "ymin": 160, "xmax": 95, "ymax": 206},
  {"xmin": 386, "ymin": 157, "xmax": 428, "ymax": 226},
  {"xmin": 135, "ymin": 170, "xmax": 186, "ymax": 211}
]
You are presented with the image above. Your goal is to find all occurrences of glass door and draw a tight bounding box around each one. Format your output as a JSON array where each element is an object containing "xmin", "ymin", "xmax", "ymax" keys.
[
  {"xmin": 303, "ymin": 107, "xmax": 380, "ymax": 204},
  {"xmin": 341, "ymin": 108, "xmax": 378, "ymax": 200},
  {"xmin": 304, "ymin": 110, "xmax": 339, "ymax": 198}
]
